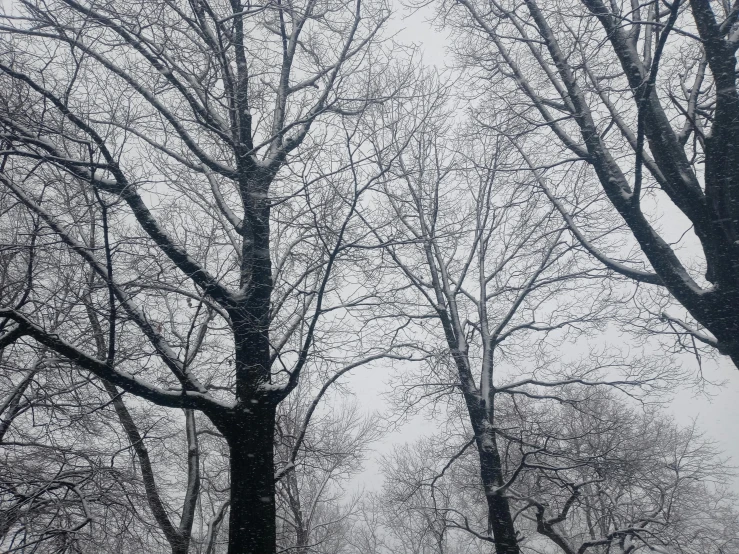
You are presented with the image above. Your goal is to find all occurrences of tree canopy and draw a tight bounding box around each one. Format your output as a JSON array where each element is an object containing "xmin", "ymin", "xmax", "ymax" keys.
[{"xmin": 1, "ymin": 1, "xmax": 738, "ymax": 553}]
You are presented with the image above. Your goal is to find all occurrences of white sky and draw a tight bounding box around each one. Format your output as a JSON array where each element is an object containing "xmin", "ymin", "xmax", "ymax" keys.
[{"xmin": 385, "ymin": 0, "xmax": 448, "ymax": 66}]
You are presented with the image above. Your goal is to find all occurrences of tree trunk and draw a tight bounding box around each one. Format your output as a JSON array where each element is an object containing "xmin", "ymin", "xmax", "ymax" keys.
[
  {"xmin": 225, "ymin": 403, "xmax": 277, "ymax": 554},
  {"xmin": 699, "ymin": 292, "xmax": 739, "ymax": 369},
  {"xmin": 103, "ymin": 381, "xmax": 193, "ymax": 554},
  {"xmin": 476, "ymin": 429, "xmax": 520, "ymax": 554},
  {"xmin": 285, "ymin": 468, "xmax": 309, "ymax": 554},
  {"xmin": 462, "ymin": 391, "xmax": 520, "ymax": 554}
]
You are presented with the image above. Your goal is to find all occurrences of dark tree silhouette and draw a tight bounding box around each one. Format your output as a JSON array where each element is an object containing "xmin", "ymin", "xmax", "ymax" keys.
[{"xmin": 0, "ymin": 0, "xmax": 413, "ymax": 551}]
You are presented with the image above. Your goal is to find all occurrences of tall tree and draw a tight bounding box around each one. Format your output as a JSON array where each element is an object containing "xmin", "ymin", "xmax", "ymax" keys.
[
  {"xmin": 366, "ymin": 99, "xmax": 663, "ymax": 552},
  {"xmin": 438, "ymin": 0, "xmax": 739, "ymax": 367},
  {"xmin": 0, "ymin": 0, "xmax": 414, "ymax": 551}
]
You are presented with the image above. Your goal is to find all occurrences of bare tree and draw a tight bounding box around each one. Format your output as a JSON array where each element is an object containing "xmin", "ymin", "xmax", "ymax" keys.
[
  {"xmin": 362, "ymin": 94, "xmax": 670, "ymax": 552},
  {"xmin": 1, "ymin": 263, "xmax": 205, "ymax": 553},
  {"xmin": 0, "ymin": 188, "xmax": 160, "ymax": 552},
  {"xmin": 374, "ymin": 440, "xmax": 490, "ymax": 554},
  {"xmin": 435, "ymin": 0, "xmax": 739, "ymax": 367},
  {"xmin": 0, "ymin": 338, "xmax": 194, "ymax": 553},
  {"xmin": 374, "ymin": 392, "xmax": 739, "ymax": 554},
  {"xmin": 275, "ymin": 392, "xmax": 382, "ymax": 554},
  {"xmin": 0, "ymin": 0, "xmax": 417, "ymax": 551}
]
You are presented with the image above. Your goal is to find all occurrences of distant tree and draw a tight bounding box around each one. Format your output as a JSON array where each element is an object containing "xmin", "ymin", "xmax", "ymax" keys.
[
  {"xmin": 0, "ymin": 0, "xmax": 418, "ymax": 552},
  {"xmin": 437, "ymin": 0, "xmax": 739, "ymax": 367},
  {"xmin": 375, "ymin": 393, "xmax": 739, "ymax": 554},
  {"xmin": 275, "ymin": 394, "xmax": 383, "ymax": 554},
  {"xmin": 0, "ymin": 187, "xmax": 160, "ymax": 552}
]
